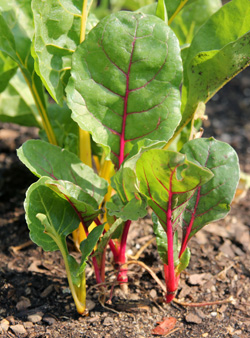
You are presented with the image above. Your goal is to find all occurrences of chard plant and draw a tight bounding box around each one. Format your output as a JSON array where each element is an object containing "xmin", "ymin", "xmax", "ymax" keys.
[{"xmin": 1, "ymin": 0, "xmax": 249, "ymax": 314}]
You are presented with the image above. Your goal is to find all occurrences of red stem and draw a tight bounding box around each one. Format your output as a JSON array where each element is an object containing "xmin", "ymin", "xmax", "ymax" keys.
[{"xmin": 117, "ymin": 220, "xmax": 131, "ymax": 283}]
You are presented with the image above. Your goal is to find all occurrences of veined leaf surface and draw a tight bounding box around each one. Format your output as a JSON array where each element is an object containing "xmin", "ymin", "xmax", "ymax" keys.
[
  {"xmin": 181, "ymin": 138, "xmax": 240, "ymax": 239},
  {"xmin": 66, "ymin": 11, "xmax": 182, "ymax": 168},
  {"xmin": 136, "ymin": 149, "xmax": 213, "ymax": 228}
]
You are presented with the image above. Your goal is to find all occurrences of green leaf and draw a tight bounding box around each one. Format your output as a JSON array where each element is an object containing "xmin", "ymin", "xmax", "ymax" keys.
[
  {"xmin": 156, "ymin": 0, "xmax": 168, "ymax": 23},
  {"xmin": 0, "ymin": 51, "xmax": 17, "ymax": 93},
  {"xmin": 32, "ymin": 0, "xmax": 99, "ymax": 104},
  {"xmin": 170, "ymin": 0, "xmax": 222, "ymax": 46},
  {"xmin": 181, "ymin": 137, "xmax": 240, "ymax": 239},
  {"xmin": 0, "ymin": 69, "xmax": 41, "ymax": 127},
  {"xmin": 179, "ymin": 0, "xmax": 250, "ymax": 135},
  {"xmin": 45, "ymin": 178, "xmax": 102, "ymax": 227},
  {"xmin": 107, "ymin": 166, "xmax": 147, "ymax": 221},
  {"xmin": 166, "ymin": 0, "xmax": 189, "ymax": 22},
  {"xmin": 17, "ymin": 140, "xmax": 108, "ymax": 205},
  {"xmin": 25, "ymin": 177, "xmax": 80, "ymax": 251},
  {"xmin": 39, "ymin": 103, "xmax": 79, "ymax": 155},
  {"xmin": 79, "ymin": 223, "xmax": 105, "ymax": 274},
  {"xmin": 136, "ymin": 149, "xmax": 213, "ymax": 228},
  {"xmin": 66, "ymin": 11, "xmax": 182, "ymax": 168}
]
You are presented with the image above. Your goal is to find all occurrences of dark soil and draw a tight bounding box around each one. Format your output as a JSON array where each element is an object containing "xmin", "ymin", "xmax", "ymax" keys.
[{"xmin": 0, "ymin": 67, "xmax": 250, "ymax": 337}]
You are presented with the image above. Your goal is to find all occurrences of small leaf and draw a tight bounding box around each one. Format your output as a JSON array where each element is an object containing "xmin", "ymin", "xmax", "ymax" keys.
[
  {"xmin": 93, "ymin": 218, "xmax": 124, "ymax": 260},
  {"xmin": 156, "ymin": 0, "xmax": 168, "ymax": 23},
  {"xmin": 17, "ymin": 140, "xmax": 108, "ymax": 205},
  {"xmin": 79, "ymin": 223, "xmax": 105, "ymax": 274},
  {"xmin": 181, "ymin": 137, "xmax": 240, "ymax": 239},
  {"xmin": 107, "ymin": 167, "xmax": 147, "ymax": 221},
  {"xmin": 25, "ymin": 177, "xmax": 80, "ymax": 251}
]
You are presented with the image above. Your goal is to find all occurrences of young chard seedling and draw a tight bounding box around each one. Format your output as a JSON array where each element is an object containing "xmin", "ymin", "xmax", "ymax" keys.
[{"xmin": 7, "ymin": 0, "xmax": 249, "ymax": 314}]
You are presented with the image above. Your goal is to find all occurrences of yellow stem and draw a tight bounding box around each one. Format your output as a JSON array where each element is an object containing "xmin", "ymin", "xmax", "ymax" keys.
[
  {"xmin": 19, "ymin": 67, "xmax": 57, "ymax": 145},
  {"xmin": 75, "ymin": 0, "xmax": 93, "ymax": 246},
  {"xmin": 168, "ymin": 0, "xmax": 189, "ymax": 25}
]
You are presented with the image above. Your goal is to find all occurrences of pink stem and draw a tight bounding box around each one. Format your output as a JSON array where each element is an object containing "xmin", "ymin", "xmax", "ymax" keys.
[
  {"xmin": 165, "ymin": 187, "xmax": 176, "ymax": 302},
  {"xmin": 117, "ymin": 220, "xmax": 131, "ymax": 283}
]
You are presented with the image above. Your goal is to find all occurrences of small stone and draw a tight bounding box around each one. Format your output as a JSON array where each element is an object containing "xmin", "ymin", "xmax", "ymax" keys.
[
  {"xmin": 23, "ymin": 322, "xmax": 33, "ymax": 328},
  {"xmin": 211, "ymin": 312, "xmax": 217, "ymax": 317},
  {"xmin": 103, "ymin": 317, "xmax": 114, "ymax": 326},
  {"xmin": 86, "ymin": 298, "xmax": 96, "ymax": 311},
  {"xmin": 41, "ymin": 285, "xmax": 54, "ymax": 298},
  {"xmin": 10, "ymin": 324, "xmax": 27, "ymax": 336},
  {"xmin": 202, "ymin": 333, "xmax": 209, "ymax": 337},
  {"xmin": 27, "ymin": 314, "xmax": 43, "ymax": 323},
  {"xmin": 152, "ymin": 306, "xmax": 159, "ymax": 314},
  {"xmin": 149, "ymin": 289, "xmax": 157, "ymax": 299},
  {"xmin": 43, "ymin": 316, "xmax": 56, "ymax": 325},
  {"xmin": 185, "ymin": 313, "xmax": 202, "ymax": 324},
  {"xmin": 0, "ymin": 319, "xmax": 9, "ymax": 332},
  {"xmin": 16, "ymin": 297, "xmax": 31, "ymax": 311}
]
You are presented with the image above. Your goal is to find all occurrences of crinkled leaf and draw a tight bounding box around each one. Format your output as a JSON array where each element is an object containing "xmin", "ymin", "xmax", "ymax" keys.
[
  {"xmin": 136, "ymin": 149, "xmax": 213, "ymax": 228},
  {"xmin": 107, "ymin": 167, "xmax": 147, "ymax": 221},
  {"xmin": 25, "ymin": 177, "xmax": 80, "ymax": 251},
  {"xmin": 17, "ymin": 140, "xmax": 108, "ymax": 205},
  {"xmin": 45, "ymin": 178, "xmax": 102, "ymax": 227},
  {"xmin": 66, "ymin": 11, "xmax": 182, "ymax": 168},
  {"xmin": 170, "ymin": 0, "xmax": 222, "ymax": 46},
  {"xmin": 78, "ymin": 223, "xmax": 105, "ymax": 274},
  {"xmin": 179, "ymin": 0, "xmax": 250, "ymax": 135},
  {"xmin": 39, "ymin": 103, "xmax": 79, "ymax": 155},
  {"xmin": 181, "ymin": 137, "xmax": 240, "ymax": 239},
  {"xmin": 32, "ymin": 0, "xmax": 99, "ymax": 104},
  {"xmin": 0, "ymin": 69, "xmax": 41, "ymax": 127}
]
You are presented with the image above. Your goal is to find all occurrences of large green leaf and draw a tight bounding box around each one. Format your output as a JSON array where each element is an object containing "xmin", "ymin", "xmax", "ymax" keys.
[
  {"xmin": 180, "ymin": 138, "xmax": 240, "ymax": 239},
  {"xmin": 136, "ymin": 149, "xmax": 213, "ymax": 228},
  {"xmin": 17, "ymin": 140, "xmax": 108, "ymax": 205},
  {"xmin": 178, "ymin": 0, "xmax": 250, "ymax": 135},
  {"xmin": 25, "ymin": 177, "xmax": 80, "ymax": 251},
  {"xmin": 170, "ymin": 0, "xmax": 222, "ymax": 45},
  {"xmin": 0, "ymin": 69, "xmax": 41, "ymax": 127},
  {"xmin": 32, "ymin": 0, "xmax": 99, "ymax": 105},
  {"xmin": 66, "ymin": 11, "xmax": 182, "ymax": 168}
]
